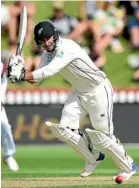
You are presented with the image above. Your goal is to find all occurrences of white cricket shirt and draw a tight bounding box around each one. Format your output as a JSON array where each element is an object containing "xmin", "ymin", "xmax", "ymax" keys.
[{"xmin": 33, "ymin": 37, "xmax": 106, "ymax": 93}]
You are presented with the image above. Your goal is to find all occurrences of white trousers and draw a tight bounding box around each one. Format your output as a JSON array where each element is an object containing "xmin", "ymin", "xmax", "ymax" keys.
[
  {"xmin": 1, "ymin": 106, "xmax": 16, "ymax": 157},
  {"xmin": 60, "ymin": 78, "xmax": 114, "ymax": 135},
  {"xmin": 59, "ymin": 79, "xmax": 134, "ymax": 171}
]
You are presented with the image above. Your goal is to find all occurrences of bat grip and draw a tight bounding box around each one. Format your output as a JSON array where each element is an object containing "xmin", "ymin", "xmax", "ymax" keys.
[{"xmin": 16, "ymin": 43, "xmax": 21, "ymax": 56}]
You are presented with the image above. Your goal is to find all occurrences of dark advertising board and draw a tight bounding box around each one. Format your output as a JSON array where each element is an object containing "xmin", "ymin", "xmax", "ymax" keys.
[{"xmin": 5, "ymin": 104, "xmax": 139, "ymax": 144}]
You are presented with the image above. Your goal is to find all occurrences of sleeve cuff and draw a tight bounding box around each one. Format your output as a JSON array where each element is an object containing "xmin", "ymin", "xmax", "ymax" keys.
[{"xmin": 32, "ymin": 69, "xmax": 44, "ymax": 83}]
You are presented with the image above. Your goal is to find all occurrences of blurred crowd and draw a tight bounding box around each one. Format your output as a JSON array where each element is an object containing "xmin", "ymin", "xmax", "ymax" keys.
[{"xmin": 1, "ymin": 0, "xmax": 139, "ymax": 82}]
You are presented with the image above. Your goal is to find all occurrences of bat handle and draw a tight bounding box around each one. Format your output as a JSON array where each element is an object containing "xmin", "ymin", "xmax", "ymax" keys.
[{"xmin": 16, "ymin": 43, "xmax": 21, "ymax": 56}]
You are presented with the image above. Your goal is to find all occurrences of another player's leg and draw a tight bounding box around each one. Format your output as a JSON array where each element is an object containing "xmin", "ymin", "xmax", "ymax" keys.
[
  {"xmin": 87, "ymin": 78, "xmax": 138, "ymax": 181},
  {"xmin": 1, "ymin": 107, "xmax": 19, "ymax": 171},
  {"xmin": 46, "ymin": 91, "xmax": 104, "ymax": 177}
]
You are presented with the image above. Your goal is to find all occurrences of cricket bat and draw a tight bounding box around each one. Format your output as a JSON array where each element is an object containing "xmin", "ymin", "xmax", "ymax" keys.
[{"xmin": 16, "ymin": 6, "xmax": 27, "ymax": 56}]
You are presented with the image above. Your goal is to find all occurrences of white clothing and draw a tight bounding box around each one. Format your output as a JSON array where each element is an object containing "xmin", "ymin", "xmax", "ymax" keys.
[
  {"xmin": 33, "ymin": 38, "xmax": 111, "ymax": 133},
  {"xmin": 1, "ymin": 71, "xmax": 8, "ymax": 102},
  {"xmin": 33, "ymin": 38, "xmax": 106, "ymax": 93},
  {"xmin": 1, "ymin": 107, "xmax": 16, "ymax": 157},
  {"xmin": 32, "ymin": 37, "xmax": 135, "ymax": 174},
  {"xmin": 60, "ymin": 78, "xmax": 114, "ymax": 135},
  {"xmin": 1, "ymin": 63, "xmax": 16, "ymax": 157}
]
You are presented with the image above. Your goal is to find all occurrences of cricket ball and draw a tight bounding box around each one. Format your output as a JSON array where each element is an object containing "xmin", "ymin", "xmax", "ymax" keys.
[{"xmin": 115, "ymin": 176, "xmax": 123, "ymax": 184}]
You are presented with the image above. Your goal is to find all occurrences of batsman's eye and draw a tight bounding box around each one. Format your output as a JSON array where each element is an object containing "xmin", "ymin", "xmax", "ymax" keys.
[{"xmin": 39, "ymin": 40, "xmax": 45, "ymax": 45}]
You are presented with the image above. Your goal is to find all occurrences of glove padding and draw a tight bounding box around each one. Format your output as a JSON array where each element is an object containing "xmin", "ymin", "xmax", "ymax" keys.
[
  {"xmin": 8, "ymin": 55, "xmax": 24, "ymax": 67},
  {"xmin": 7, "ymin": 55, "xmax": 26, "ymax": 83}
]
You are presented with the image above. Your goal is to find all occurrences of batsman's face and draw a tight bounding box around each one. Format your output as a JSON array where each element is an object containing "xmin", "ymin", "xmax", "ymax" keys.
[{"xmin": 39, "ymin": 36, "xmax": 54, "ymax": 51}]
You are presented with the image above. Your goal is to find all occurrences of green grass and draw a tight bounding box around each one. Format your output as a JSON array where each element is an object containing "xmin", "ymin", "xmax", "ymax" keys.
[
  {"xmin": 2, "ymin": 1, "xmax": 139, "ymax": 88},
  {"xmin": 2, "ymin": 145, "xmax": 139, "ymax": 177},
  {"xmin": 1, "ymin": 145, "xmax": 139, "ymax": 188}
]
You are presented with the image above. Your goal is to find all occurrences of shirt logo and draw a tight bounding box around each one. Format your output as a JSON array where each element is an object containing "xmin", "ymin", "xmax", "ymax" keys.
[
  {"xmin": 38, "ymin": 28, "xmax": 43, "ymax": 35},
  {"xmin": 47, "ymin": 54, "xmax": 53, "ymax": 63},
  {"xmin": 101, "ymin": 114, "xmax": 105, "ymax": 117},
  {"xmin": 56, "ymin": 51, "xmax": 64, "ymax": 58}
]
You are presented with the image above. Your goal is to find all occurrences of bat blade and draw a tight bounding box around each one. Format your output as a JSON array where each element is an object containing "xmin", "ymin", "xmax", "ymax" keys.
[{"xmin": 16, "ymin": 6, "xmax": 27, "ymax": 56}]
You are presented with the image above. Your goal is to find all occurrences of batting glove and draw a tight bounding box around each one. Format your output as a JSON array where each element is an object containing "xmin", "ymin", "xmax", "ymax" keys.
[
  {"xmin": 8, "ymin": 54, "xmax": 25, "ymax": 67},
  {"xmin": 7, "ymin": 55, "xmax": 26, "ymax": 83},
  {"xmin": 7, "ymin": 63, "xmax": 26, "ymax": 83}
]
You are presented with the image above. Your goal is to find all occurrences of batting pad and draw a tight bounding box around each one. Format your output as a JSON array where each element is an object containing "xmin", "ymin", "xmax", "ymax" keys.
[
  {"xmin": 85, "ymin": 129, "xmax": 132, "ymax": 172},
  {"xmin": 45, "ymin": 121, "xmax": 98, "ymax": 164}
]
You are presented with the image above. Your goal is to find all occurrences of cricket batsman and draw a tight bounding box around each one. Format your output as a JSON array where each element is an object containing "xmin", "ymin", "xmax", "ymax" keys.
[
  {"xmin": 1, "ymin": 62, "xmax": 19, "ymax": 171},
  {"xmin": 7, "ymin": 21, "xmax": 138, "ymax": 180}
]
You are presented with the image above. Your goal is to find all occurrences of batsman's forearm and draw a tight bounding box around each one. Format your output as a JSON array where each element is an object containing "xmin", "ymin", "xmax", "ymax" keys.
[
  {"xmin": 25, "ymin": 71, "xmax": 35, "ymax": 83},
  {"xmin": 25, "ymin": 68, "xmax": 44, "ymax": 83}
]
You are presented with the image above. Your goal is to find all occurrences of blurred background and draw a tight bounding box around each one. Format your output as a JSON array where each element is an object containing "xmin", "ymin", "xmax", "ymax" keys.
[
  {"xmin": 1, "ymin": 0, "xmax": 139, "ymax": 178},
  {"xmin": 1, "ymin": 0, "xmax": 139, "ymax": 181}
]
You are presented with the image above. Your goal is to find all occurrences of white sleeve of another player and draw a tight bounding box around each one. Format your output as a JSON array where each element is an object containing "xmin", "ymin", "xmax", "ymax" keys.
[
  {"xmin": 1, "ymin": 74, "xmax": 8, "ymax": 102},
  {"xmin": 32, "ymin": 50, "xmax": 73, "ymax": 82}
]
